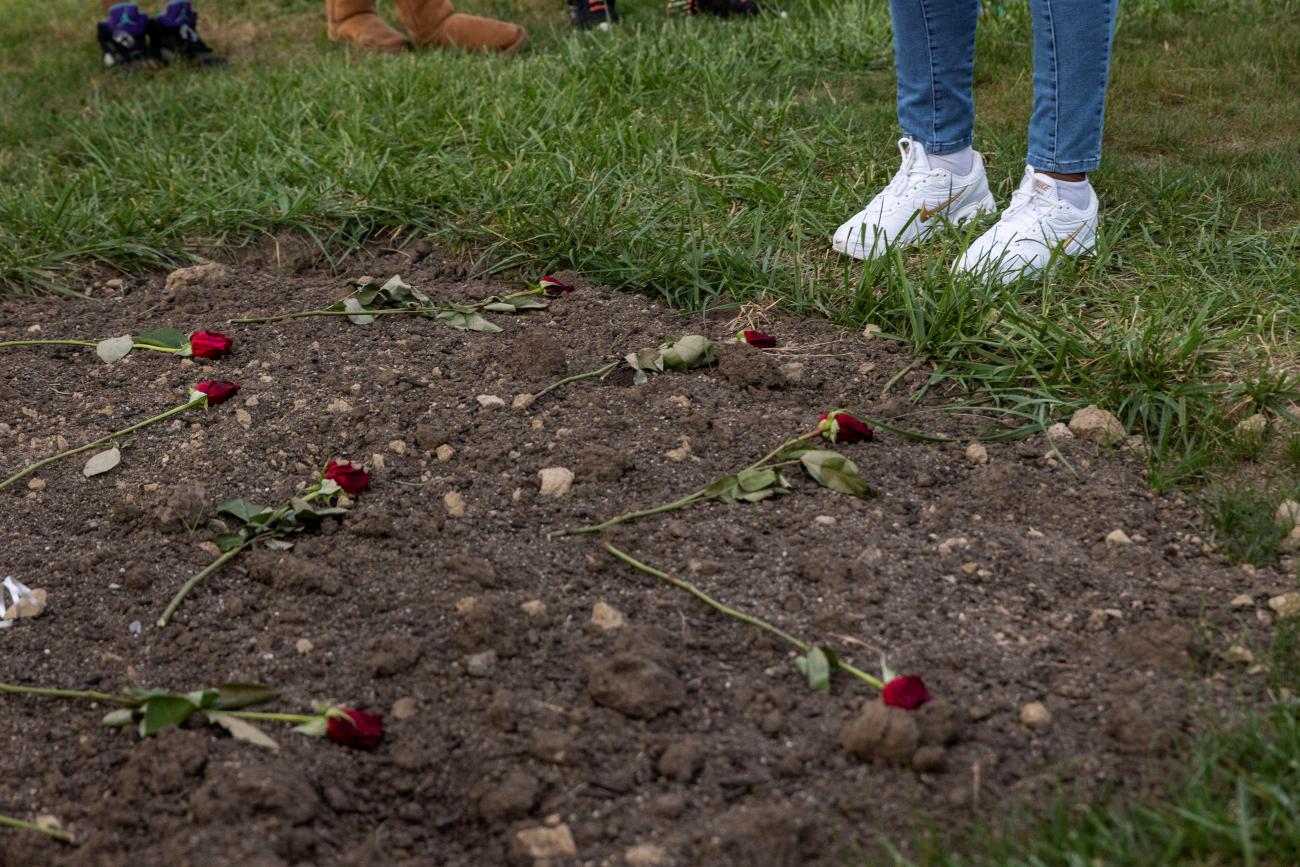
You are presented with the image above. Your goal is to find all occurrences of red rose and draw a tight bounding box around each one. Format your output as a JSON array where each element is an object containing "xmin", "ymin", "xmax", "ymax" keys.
[
  {"xmin": 327, "ymin": 707, "xmax": 384, "ymax": 750},
  {"xmin": 881, "ymin": 676, "xmax": 932, "ymax": 710},
  {"xmin": 741, "ymin": 330, "xmax": 777, "ymax": 348},
  {"xmin": 539, "ymin": 275, "xmax": 574, "ymax": 298},
  {"xmin": 818, "ymin": 410, "xmax": 873, "ymax": 443},
  {"xmin": 195, "ymin": 380, "xmax": 240, "ymax": 405},
  {"xmin": 324, "ymin": 459, "xmax": 370, "ymax": 494},
  {"xmin": 190, "ymin": 331, "xmax": 232, "ymax": 359}
]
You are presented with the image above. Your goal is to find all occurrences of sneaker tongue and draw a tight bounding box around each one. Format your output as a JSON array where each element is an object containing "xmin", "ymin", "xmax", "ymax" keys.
[
  {"xmin": 158, "ymin": 0, "xmax": 197, "ymax": 29},
  {"xmin": 905, "ymin": 139, "xmax": 934, "ymax": 172},
  {"xmin": 1027, "ymin": 169, "xmax": 1060, "ymax": 201},
  {"xmin": 107, "ymin": 3, "xmax": 148, "ymax": 36}
]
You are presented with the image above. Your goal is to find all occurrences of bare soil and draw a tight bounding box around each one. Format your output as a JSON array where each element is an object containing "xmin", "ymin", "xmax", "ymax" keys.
[{"xmin": 0, "ymin": 248, "xmax": 1283, "ymax": 867}]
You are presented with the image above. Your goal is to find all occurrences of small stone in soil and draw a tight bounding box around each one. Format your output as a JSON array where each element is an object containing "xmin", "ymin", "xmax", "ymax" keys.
[
  {"xmin": 1068, "ymin": 405, "xmax": 1126, "ymax": 446},
  {"xmin": 1047, "ymin": 422, "xmax": 1074, "ymax": 440},
  {"xmin": 294, "ymin": 638, "xmax": 313, "ymax": 654},
  {"xmin": 476, "ymin": 394, "xmax": 505, "ymax": 410},
  {"xmin": 512, "ymin": 393, "xmax": 534, "ymax": 410},
  {"xmin": 391, "ymin": 697, "xmax": 418, "ymax": 719},
  {"xmin": 1275, "ymin": 500, "xmax": 1300, "ymax": 529},
  {"xmin": 1231, "ymin": 594, "xmax": 1255, "ymax": 608},
  {"xmin": 625, "ymin": 843, "xmax": 673, "ymax": 867},
  {"xmin": 1220, "ymin": 645, "xmax": 1254, "ymax": 665},
  {"xmin": 477, "ymin": 769, "xmax": 539, "ymax": 822},
  {"xmin": 527, "ymin": 729, "xmax": 572, "ymax": 764},
  {"xmin": 27, "ymin": 478, "xmax": 45, "ymax": 491},
  {"xmin": 511, "ymin": 823, "xmax": 576, "ymax": 860},
  {"xmin": 1105, "ymin": 529, "xmax": 1133, "ymax": 547},
  {"xmin": 1268, "ymin": 592, "xmax": 1300, "ymax": 619},
  {"xmin": 965, "ymin": 442, "xmax": 989, "ymax": 464},
  {"xmin": 443, "ymin": 490, "xmax": 466, "ymax": 518},
  {"xmin": 591, "ymin": 601, "xmax": 626, "ymax": 630},
  {"xmin": 587, "ymin": 652, "xmax": 685, "ymax": 719},
  {"xmin": 538, "ymin": 466, "xmax": 574, "ymax": 497},
  {"xmin": 1020, "ymin": 702, "xmax": 1052, "ymax": 730},
  {"xmin": 435, "ymin": 444, "xmax": 455, "ymax": 461},
  {"xmin": 466, "ymin": 650, "xmax": 498, "ymax": 678},
  {"xmin": 520, "ymin": 599, "xmax": 547, "ymax": 617}
]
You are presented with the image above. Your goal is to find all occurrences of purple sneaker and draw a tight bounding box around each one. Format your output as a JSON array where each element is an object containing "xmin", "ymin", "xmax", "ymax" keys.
[
  {"xmin": 97, "ymin": 3, "xmax": 151, "ymax": 70},
  {"xmin": 150, "ymin": 1, "xmax": 226, "ymax": 67}
]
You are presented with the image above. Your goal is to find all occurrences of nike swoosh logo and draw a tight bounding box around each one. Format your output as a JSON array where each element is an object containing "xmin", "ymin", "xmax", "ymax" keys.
[
  {"xmin": 919, "ymin": 192, "xmax": 961, "ymax": 222},
  {"xmin": 1057, "ymin": 225, "xmax": 1085, "ymax": 252}
]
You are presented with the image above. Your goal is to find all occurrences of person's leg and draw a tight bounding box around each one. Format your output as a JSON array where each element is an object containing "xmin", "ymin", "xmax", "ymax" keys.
[
  {"xmin": 326, "ymin": 0, "xmax": 409, "ymax": 52},
  {"xmin": 890, "ymin": 0, "xmax": 981, "ymax": 157},
  {"xmin": 1026, "ymin": 0, "xmax": 1118, "ymax": 178},
  {"xmin": 830, "ymin": 0, "xmax": 994, "ymax": 260},
  {"xmin": 952, "ymin": 0, "xmax": 1116, "ymax": 283}
]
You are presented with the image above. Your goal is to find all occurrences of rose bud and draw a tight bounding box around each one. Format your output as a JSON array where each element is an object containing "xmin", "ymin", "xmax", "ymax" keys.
[
  {"xmin": 881, "ymin": 675, "xmax": 932, "ymax": 710},
  {"xmin": 740, "ymin": 330, "xmax": 777, "ymax": 348},
  {"xmin": 326, "ymin": 707, "xmax": 384, "ymax": 750},
  {"xmin": 194, "ymin": 380, "xmax": 240, "ymax": 406},
  {"xmin": 539, "ymin": 275, "xmax": 575, "ymax": 298},
  {"xmin": 190, "ymin": 331, "xmax": 233, "ymax": 359},
  {"xmin": 818, "ymin": 410, "xmax": 873, "ymax": 444},
  {"xmin": 324, "ymin": 459, "xmax": 370, "ymax": 494}
]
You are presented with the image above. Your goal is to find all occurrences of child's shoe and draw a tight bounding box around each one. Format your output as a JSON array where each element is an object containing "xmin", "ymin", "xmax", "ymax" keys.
[
  {"xmin": 150, "ymin": 1, "xmax": 227, "ymax": 66},
  {"xmin": 569, "ymin": 0, "xmax": 619, "ymax": 29},
  {"xmin": 97, "ymin": 3, "xmax": 151, "ymax": 71}
]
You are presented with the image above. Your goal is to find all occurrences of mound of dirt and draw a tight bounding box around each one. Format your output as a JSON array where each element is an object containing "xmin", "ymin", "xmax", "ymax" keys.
[{"xmin": 0, "ymin": 249, "xmax": 1279, "ymax": 866}]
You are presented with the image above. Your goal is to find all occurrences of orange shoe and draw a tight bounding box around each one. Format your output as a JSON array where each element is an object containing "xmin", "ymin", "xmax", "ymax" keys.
[
  {"xmin": 326, "ymin": 0, "xmax": 410, "ymax": 53},
  {"xmin": 394, "ymin": 0, "xmax": 527, "ymax": 52}
]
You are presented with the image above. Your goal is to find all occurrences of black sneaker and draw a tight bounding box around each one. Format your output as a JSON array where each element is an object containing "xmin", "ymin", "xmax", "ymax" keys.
[
  {"xmin": 150, "ymin": 1, "xmax": 227, "ymax": 67},
  {"xmin": 97, "ymin": 3, "xmax": 151, "ymax": 71},
  {"xmin": 668, "ymin": 0, "xmax": 761, "ymax": 16},
  {"xmin": 568, "ymin": 0, "xmax": 619, "ymax": 30}
]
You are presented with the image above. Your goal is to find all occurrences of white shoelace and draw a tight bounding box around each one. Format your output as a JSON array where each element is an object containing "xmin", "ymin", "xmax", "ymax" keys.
[
  {"xmin": 883, "ymin": 138, "xmax": 934, "ymax": 200},
  {"xmin": 999, "ymin": 180, "xmax": 1058, "ymax": 233}
]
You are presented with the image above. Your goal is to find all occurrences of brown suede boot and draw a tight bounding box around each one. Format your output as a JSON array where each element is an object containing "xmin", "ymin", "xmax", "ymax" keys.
[
  {"xmin": 326, "ymin": 0, "xmax": 410, "ymax": 53},
  {"xmin": 394, "ymin": 0, "xmax": 527, "ymax": 52}
]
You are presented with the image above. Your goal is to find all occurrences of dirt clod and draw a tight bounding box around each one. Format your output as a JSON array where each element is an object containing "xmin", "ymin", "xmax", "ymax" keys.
[
  {"xmin": 587, "ymin": 653, "xmax": 685, "ymax": 719},
  {"xmin": 841, "ymin": 702, "xmax": 921, "ymax": 764},
  {"xmin": 1068, "ymin": 405, "xmax": 1126, "ymax": 446}
]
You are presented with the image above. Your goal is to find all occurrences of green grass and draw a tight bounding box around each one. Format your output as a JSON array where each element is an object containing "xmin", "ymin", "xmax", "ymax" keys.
[
  {"xmin": 3, "ymin": 0, "xmax": 1299, "ymax": 481},
  {"xmin": 880, "ymin": 621, "xmax": 1300, "ymax": 867},
  {"xmin": 4, "ymin": 0, "xmax": 1300, "ymax": 863}
]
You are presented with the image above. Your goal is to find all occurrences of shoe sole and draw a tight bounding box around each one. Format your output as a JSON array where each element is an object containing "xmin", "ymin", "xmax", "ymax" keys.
[{"xmin": 832, "ymin": 192, "xmax": 998, "ymax": 261}]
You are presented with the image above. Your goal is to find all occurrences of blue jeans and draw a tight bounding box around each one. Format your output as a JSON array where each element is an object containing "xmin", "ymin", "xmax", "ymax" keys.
[{"xmin": 889, "ymin": 0, "xmax": 1117, "ymax": 173}]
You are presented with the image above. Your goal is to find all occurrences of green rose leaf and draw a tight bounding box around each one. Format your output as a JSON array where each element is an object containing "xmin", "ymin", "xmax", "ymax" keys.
[
  {"xmin": 212, "ymin": 683, "xmax": 278, "ymax": 711},
  {"xmin": 215, "ymin": 532, "xmax": 246, "ymax": 552},
  {"xmin": 82, "ymin": 446, "xmax": 121, "ymax": 478},
  {"xmin": 262, "ymin": 537, "xmax": 296, "ymax": 551},
  {"xmin": 102, "ymin": 708, "xmax": 136, "ymax": 727},
  {"xmin": 660, "ymin": 335, "xmax": 716, "ymax": 372},
  {"xmin": 436, "ymin": 310, "xmax": 503, "ymax": 332},
  {"xmin": 218, "ymin": 498, "xmax": 272, "ymax": 526},
  {"xmin": 95, "ymin": 335, "xmax": 135, "ymax": 364},
  {"xmin": 794, "ymin": 646, "xmax": 836, "ymax": 693},
  {"xmin": 799, "ymin": 450, "xmax": 877, "ymax": 498},
  {"xmin": 289, "ymin": 497, "xmax": 348, "ymax": 523},
  {"xmin": 293, "ymin": 715, "xmax": 329, "ymax": 737},
  {"xmin": 342, "ymin": 297, "xmax": 376, "ymax": 326},
  {"xmin": 206, "ymin": 712, "xmax": 280, "ymax": 751},
  {"xmin": 135, "ymin": 327, "xmax": 187, "ymax": 351},
  {"xmin": 139, "ymin": 695, "xmax": 199, "ymax": 737}
]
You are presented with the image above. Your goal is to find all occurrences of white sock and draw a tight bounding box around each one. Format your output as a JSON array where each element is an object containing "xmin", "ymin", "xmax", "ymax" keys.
[
  {"xmin": 1054, "ymin": 178, "xmax": 1093, "ymax": 210},
  {"xmin": 928, "ymin": 147, "xmax": 975, "ymax": 177}
]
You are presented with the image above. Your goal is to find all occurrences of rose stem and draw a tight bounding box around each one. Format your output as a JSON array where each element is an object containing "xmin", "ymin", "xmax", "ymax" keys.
[
  {"xmin": 219, "ymin": 710, "xmax": 316, "ymax": 724},
  {"xmin": 157, "ymin": 484, "xmax": 332, "ymax": 626},
  {"xmin": 0, "ymin": 682, "xmax": 135, "ymax": 705},
  {"xmin": 229, "ymin": 306, "xmax": 442, "ymax": 324},
  {"xmin": 604, "ymin": 544, "xmax": 883, "ymax": 690},
  {"xmin": 532, "ymin": 361, "xmax": 620, "ymax": 402},
  {"xmin": 549, "ymin": 430, "xmax": 822, "ymax": 537},
  {"xmin": 0, "ymin": 397, "xmax": 203, "ymax": 492},
  {"xmin": 0, "ymin": 340, "xmax": 179, "ymax": 355},
  {"xmin": 0, "ymin": 814, "xmax": 74, "ymax": 844},
  {"xmin": 549, "ymin": 488, "xmax": 711, "ymax": 538}
]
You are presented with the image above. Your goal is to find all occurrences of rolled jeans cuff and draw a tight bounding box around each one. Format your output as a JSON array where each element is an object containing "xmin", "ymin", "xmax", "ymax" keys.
[
  {"xmin": 903, "ymin": 129, "xmax": 974, "ymax": 156},
  {"xmin": 1026, "ymin": 153, "xmax": 1101, "ymax": 174}
]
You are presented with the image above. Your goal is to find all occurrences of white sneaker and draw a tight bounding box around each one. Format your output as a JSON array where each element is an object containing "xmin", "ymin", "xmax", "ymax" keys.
[
  {"xmin": 831, "ymin": 138, "xmax": 997, "ymax": 260},
  {"xmin": 953, "ymin": 167, "xmax": 1098, "ymax": 284}
]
